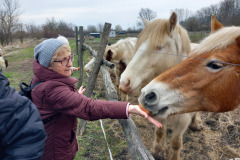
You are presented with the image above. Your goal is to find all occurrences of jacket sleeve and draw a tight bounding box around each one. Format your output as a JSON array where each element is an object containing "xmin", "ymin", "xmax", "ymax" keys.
[
  {"xmin": 44, "ymin": 82, "xmax": 129, "ymax": 121},
  {"xmin": 0, "ymin": 86, "xmax": 47, "ymax": 160}
]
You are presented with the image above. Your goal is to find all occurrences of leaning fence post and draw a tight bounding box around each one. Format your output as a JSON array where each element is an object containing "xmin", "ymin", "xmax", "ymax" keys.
[
  {"xmin": 78, "ymin": 23, "xmax": 111, "ymax": 136},
  {"xmin": 100, "ymin": 66, "xmax": 155, "ymax": 160}
]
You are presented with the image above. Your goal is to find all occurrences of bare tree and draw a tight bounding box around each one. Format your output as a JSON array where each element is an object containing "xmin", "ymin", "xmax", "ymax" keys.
[
  {"xmin": 96, "ymin": 23, "xmax": 104, "ymax": 33},
  {"xmin": 25, "ymin": 22, "xmax": 43, "ymax": 39},
  {"xmin": 87, "ymin": 25, "xmax": 97, "ymax": 33},
  {"xmin": 171, "ymin": 8, "xmax": 193, "ymax": 24},
  {"xmin": 219, "ymin": 0, "xmax": 236, "ymax": 25},
  {"xmin": 185, "ymin": 17, "xmax": 199, "ymax": 31},
  {"xmin": 138, "ymin": 8, "xmax": 157, "ymax": 21},
  {"xmin": 0, "ymin": 0, "xmax": 22, "ymax": 45},
  {"xmin": 42, "ymin": 17, "xmax": 58, "ymax": 38},
  {"xmin": 115, "ymin": 25, "xmax": 122, "ymax": 32},
  {"xmin": 16, "ymin": 23, "xmax": 24, "ymax": 43}
]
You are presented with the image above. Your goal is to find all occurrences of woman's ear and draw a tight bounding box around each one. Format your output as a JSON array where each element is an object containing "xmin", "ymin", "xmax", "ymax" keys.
[{"xmin": 48, "ymin": 64, "xmax": 54, "ymax": 70}]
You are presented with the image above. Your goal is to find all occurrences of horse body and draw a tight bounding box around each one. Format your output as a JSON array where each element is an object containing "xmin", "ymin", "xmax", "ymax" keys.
[
  {"xmin": 84, "ymin": 37, "xmax": 137, "ymax": 101},
  {"xmin": 119, "ymin": 12, "xmax": 202, "ymax": 160},
  {"xmin": 139, "ymin": 15, "xmax": 240, "ymax": 116}
]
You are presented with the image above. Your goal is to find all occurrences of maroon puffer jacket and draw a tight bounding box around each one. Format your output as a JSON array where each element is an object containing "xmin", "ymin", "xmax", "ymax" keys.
[{"xmin": 31, "ymin": 60, "xmax": 128, "ymax": 160}]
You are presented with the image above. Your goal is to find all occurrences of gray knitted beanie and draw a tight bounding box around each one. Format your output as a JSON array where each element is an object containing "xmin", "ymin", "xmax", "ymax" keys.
[{"xmin": 34, "ymin": 38, "xmax": 67, "ymax": 68}]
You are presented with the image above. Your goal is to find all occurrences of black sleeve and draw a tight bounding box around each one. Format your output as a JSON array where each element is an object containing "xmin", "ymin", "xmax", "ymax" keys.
[{"xmin": 0, "ymin": 80, "xmax": 47, "ymax": 160}]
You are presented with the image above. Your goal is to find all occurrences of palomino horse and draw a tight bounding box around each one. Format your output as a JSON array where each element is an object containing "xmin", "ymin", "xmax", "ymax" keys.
[
  {"xmin": 139, "ymin": 15, "xmax": 240, "ymax": 117},
  {"xmin": 119, "ymin": 12, "xmax": 202, "ymax": 160},
  {"xmin": 84, "ymin": 37, "xmax": 137, "ymax": 101}
]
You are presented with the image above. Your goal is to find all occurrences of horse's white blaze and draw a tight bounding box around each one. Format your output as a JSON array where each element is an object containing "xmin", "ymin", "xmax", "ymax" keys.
[
  {"xmin": 120, "ymin": 40, "xmax": 148, "ymax": 92},
  {"xmin": 120, "ymin": 32, "xmax": 187, "ymax": 93},
  {"xmin": 139, "ymin": 80, "xmax": 183, "ymax": 118}
]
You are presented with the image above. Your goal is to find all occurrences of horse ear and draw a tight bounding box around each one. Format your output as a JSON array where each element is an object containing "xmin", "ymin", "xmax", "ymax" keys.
[
  {"xmin": 211, "ymin": 14, "xmax": 224, "ymax": 33},
  {"xmin": 168, "ymin": 12, "xmax": 177, "ymax": 33},
  {"xmin": 142, "ymin": 18, "xmax": 150, "ymax": 27}
]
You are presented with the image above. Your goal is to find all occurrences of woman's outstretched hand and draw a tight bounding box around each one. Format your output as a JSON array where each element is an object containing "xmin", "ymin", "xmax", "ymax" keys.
[
  {"xmin": 78, "ymin": 86, "xmax": 86, "ymax": 94},
  {"xmin": 72, "ymin": 67, "xmax": 80, "ymax": 71},
  {"xmin": 128, "ymin": 105, "xmax": 162, "ymax": 128}
]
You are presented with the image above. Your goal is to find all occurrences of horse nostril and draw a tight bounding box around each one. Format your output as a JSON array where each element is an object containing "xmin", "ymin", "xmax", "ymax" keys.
[
  {"xmin": 126, "ymin": 79, "xmax": 130, "ymax": 87},
  {"xmin": 119, "ymin": 78, "xmax": 131, "ymax": 93},
  {"xmin": 144, "ymin": 92, "xmax": 157, "ymax": 106}
]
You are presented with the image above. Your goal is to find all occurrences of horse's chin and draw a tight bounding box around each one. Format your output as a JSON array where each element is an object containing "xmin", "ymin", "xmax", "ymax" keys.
[{"xmin": 150, "ymin": 106, "xmax": 177, "ymax": 119}]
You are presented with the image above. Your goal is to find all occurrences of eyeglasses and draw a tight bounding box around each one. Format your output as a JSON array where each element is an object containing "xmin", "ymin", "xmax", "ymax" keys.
[{"xmin": 53, "ymin": 54, "xmax": 74, "ymax": 66}]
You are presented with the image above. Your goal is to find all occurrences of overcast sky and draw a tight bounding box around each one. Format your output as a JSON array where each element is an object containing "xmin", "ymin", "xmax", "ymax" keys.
[{"xmin": 20, "ymin": 0, "xmax": 223, "ymax": 30}]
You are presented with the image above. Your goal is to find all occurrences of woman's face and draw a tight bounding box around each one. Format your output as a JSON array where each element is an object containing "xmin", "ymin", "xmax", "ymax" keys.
[{"xmin": 48, "ymin": 51, "xmax": 73, "ymax": 77}]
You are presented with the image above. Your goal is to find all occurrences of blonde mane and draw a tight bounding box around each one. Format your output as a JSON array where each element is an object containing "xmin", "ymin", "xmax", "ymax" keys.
[
  {"xmin": 192, "ymin": 26, "xmax": 240, "ymax": 55},
  {"xmin": 135, "ymin": 19, "xmax": 191, "ymax": 54}
]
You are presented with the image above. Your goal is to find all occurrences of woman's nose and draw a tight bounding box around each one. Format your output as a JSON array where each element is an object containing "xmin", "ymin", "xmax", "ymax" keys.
[{"xmin": 67, "ymin": 59, "xmax": 73, "ymax": 66}]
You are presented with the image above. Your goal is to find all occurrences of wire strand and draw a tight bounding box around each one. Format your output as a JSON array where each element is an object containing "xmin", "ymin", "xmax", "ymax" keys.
[{"xmin": 103, "ymin": 48, "xmax": 240, "ymax": 67}]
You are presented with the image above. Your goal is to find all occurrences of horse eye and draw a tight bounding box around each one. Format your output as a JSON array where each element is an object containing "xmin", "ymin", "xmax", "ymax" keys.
[{"xmin": 206, "ymin": 61, "xmax": 223, "ymax": 70}]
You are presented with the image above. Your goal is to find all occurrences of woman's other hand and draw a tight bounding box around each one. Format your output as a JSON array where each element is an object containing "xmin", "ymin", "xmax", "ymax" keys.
[
  {"xmin": 78, "ymin": 86, "xmax": 86, "ymax": 94},
  {"xmin": 72, "ymin": 67, "xmax": 80, "ymax": 71},
  {"xmin": 128, "ymin": 105, "xmax": 162, "ymax": 128}
]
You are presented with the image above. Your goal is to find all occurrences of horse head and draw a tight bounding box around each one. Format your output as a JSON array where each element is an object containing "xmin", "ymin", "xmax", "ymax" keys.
[
  {"xmin": 139, "ymin": 16, "xmax": 240, "ymax": 119},
  {"xmin": 119, "ymin": 12, "xmax": 191, "ymax": 94}
]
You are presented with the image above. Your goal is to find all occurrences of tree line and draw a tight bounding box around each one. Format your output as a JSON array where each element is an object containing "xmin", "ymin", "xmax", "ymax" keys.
[
  {"xmin": 0, "ymin": 0, "xmax": 75, "ymax": 46},
  {"xmin": 172, "ymin": 0, "xmax": 240, "ymax": 31},
  {"xmin": 0, "ymin": 0, "xmax": 239, "ymax": 46}
]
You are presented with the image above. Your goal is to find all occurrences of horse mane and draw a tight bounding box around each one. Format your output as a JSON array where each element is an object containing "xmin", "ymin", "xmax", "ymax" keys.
[
  {"xmin": 135, "ymin": 19, "xmax": 191, "ymax": 54},
  {"xmin": 192, "ymin": 26, "xmax": 240, "ymax": 55}
]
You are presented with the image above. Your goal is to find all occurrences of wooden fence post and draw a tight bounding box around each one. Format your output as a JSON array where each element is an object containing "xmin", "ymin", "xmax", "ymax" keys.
[
  {"xmin": 78, "ymin": 23, "xmax": 111, "ymax": 136},
  {"xmin": 78, "ymin": 26, "xmax": 84, "ymax": 87},
  {"xmin": 75, "ymin": 26, "xmax": 79, "ymax": 66}
]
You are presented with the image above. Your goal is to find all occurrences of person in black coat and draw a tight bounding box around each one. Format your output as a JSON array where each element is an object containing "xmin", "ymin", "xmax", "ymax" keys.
[{"xmin": 0, "ymin": 71, "xmax": 47, "ymax": 160}]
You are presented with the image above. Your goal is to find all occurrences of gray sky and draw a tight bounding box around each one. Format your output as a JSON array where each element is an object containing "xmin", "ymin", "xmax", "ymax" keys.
[{"xmin": 20, "ymin": 0, "xmax": 223, "ymax": 30}]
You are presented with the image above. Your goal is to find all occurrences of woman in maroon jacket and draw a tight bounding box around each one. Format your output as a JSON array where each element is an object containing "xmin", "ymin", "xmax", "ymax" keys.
[{"xmin": 31, "ymin": 38, "xmax": 161, "ymax": 160}]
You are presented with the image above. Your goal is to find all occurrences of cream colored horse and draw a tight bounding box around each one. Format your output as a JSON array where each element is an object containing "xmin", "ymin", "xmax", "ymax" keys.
[
  {"xmin": 104, "ymin": 37, "xmax": 137, "ymax": 89},
  {"xmin": 84, "ymin": 37, "xmax": 137, "ymax": 101},
  {"xmin": 119, "ymin": 12, "xmax": 203, "ymax": 160}
]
